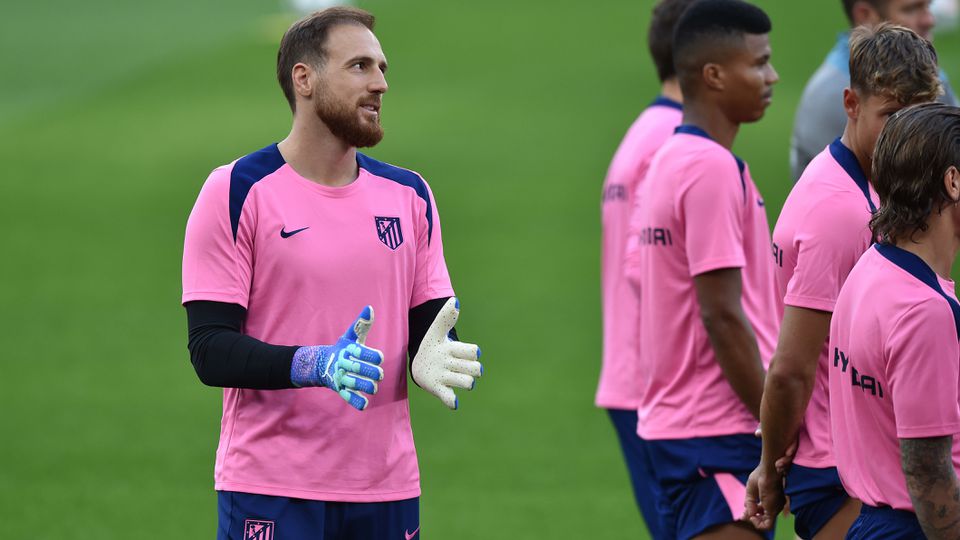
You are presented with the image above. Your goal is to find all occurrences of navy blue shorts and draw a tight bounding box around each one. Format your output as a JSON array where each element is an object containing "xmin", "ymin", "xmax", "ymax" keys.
[
  {"xmin": 784, "ymin": 464, "xmax": 849, "ymax": 539},
  {"xmin": 607, "ymin": 409, "xmax": 668, "ymax": 540},
  {"xmin": 845, "ymin": 505, "xmax": 923, "ymax": 539},
  {"xmin": 217, "ymin": 491, "xmax": 420, "ymax": 540},
  {"xmin": 646, "ymin": 434, "xmax": 774, "ymax": 540}
]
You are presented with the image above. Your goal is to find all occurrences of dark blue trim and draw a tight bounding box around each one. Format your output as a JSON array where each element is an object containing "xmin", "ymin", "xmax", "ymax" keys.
[
  {"xmin": 875, "ymin": 243, "xmax": 960, "ymax": 339},
  {"xmin": 229, "ymin": 144, "xmax": 286, "ymax": 242},
  {"xmin": 829, "ymin": 138, "xmax": 876, "ymax": 213},
  {"xmin": 650, "ymin": 95, "xmax": 682, "ymax": 111},
  {"xmin": 357, "ymin": 153, "xmax": 434, "ymax": 244},
  {"xmin": 674, "ymin": 124, "xmax": 746, "ymax": 201}
]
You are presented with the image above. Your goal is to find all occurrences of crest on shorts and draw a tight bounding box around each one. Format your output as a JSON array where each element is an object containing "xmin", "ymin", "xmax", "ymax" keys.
[
  {"xmin": 375, "ymin": 216, "xmax": 403, "ymax": 250},
  {"xmin": 244, "ymin": 519, "xmax": 275, "ymax": 540}
]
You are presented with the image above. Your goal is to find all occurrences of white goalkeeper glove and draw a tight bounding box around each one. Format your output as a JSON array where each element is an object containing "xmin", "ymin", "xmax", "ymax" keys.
[{"xmin": 411, "ymin": 297, "xmax": 483, "ymax": 410}]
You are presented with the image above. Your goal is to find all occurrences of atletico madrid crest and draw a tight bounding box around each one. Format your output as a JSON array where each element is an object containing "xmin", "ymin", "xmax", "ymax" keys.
[
  {"xmin": 375, "ymin": 216, "xmax": 403, "ymax": 250},
  {"xmin": 244, "ymin": 519, "xmax": 274, "ymax": 540}
]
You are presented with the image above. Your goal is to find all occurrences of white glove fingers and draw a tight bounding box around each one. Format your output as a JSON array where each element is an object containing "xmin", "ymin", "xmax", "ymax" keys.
[
  {"xmin": 447, "ymin": 358, "xmax": 483, "ymax": 378},
  {"xmin": 432, "ymin": 385, "xmax": 458, "ymax": 410},
  {"xmin": 441, "ymin": 371, "xmax": 475, "ymax": 391},
  {"xmin": 448, "ymin": 341, "xmax": 481, "ymax": 361},
  {"xmin": 425, "ymin": 298, "xmax": 460, "ymax": 342}
]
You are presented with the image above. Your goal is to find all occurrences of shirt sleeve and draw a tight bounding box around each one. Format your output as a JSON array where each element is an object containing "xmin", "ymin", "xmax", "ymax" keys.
[
  {"xmin": 410, "ymin": 177, "xmax": 455, "ymax": 307},
  {"xmin": 887, "ymin": 298, "xmax": 960, "ymax": 439},
  {"xmin": 182, "ymin": 165, "xmax": 255, "ymax": 308},
  {"xmin": 784, "ymin": 202, "xmax": 872, "ymax": 312},
  {"xmin": 680, "ymin": 152, "xmax": 746, "ymax": 277}
]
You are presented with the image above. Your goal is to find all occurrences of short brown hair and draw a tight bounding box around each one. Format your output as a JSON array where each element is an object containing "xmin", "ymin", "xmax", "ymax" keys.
[
  {"xmin": 849, "ymin": 23, "xmax": 941, "ymax": 104},
  {"xmin": 648, "ymin": 0, "xmax": 697, "ymax": 83},
  {"xmin": 870, "ymin": 102, "xmax": 960, "ymax": 244},
  {"xmin": 276, "ymin": 7, "xmax": 375, "ymax": 112}
]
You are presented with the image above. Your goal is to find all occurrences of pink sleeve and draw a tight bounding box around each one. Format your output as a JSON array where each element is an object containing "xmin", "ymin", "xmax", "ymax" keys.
[
  {"xmin": 785, "ymin": 207, "xmax": 870, "ymax": 312},
  {"xmin": 410, "ymin": 179, "xmax": 455, "ymax": 307},
  {"xmin": 887, "ymin": 299, "xmax": 960, "ymax": 439},
  {"xmin": 181, "ymin": 165, "xmax": 254, "ymax": 308},
  {"xmin": 680, "ymin": 154, "xmax": 746, "ymax": 276}
]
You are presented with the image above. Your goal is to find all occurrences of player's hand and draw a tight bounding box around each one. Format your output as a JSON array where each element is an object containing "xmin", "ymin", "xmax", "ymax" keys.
[
  {"xmin": 753, "ymin": 425, "xmax": 797, "ymax": 475},
  {"xmin": 291, "ymin": 306, "xmax": 385, "ymax": 411},
  {"xmin": 411, "ymin": 297, "xmax": 482, "ymax": 410},
  {"xmin": 742, "ymin": 463, "xmax": 785, "ymax": 531},
  {"xmin": 775, "ymin": 438, "xmax": 798, "ymax": 475}
]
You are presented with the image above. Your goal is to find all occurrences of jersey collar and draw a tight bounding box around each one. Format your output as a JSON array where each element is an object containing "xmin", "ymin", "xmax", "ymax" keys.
[
  {"xmin": 674, "ymin": 124, "xmax": 747, "ymax": 182},
  {"xmin": 874, "ymin": 243, "xmax": 960, "ymax": 339},
  {"xmin": 650, "ymin": 95, "xmax": 682, "ymax": 111},
  {"xmin": 828, "ymin": 137, "xmax": 876, "ymax": 212}
]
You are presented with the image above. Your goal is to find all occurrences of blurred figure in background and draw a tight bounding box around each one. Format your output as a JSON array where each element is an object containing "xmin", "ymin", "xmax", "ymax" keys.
[
  {"xmin": 789, "ymin": 0, "xmax": 957, "ymax": 181},
  {"xmin": 745, "ymin": 23, "xmax": 942, "ymax": 539},
  {"xmin": 626, "ymin": 0, "xmax": 779, "ymax": 537},
  {"xmin": 597, "ymin": 1, "xmax": 695, "ymax": 537}
]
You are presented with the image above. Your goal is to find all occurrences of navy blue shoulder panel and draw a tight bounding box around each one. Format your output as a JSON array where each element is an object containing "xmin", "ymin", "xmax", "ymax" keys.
[
  {"xmin": 357, "ymin": 152, "xmax": 434, "ymax": 244},
  {"xmin": 828, "ymin": 138, "xmax": 876, "ymax": 213},
  {"xmin": 650, "ymin": 95, "xmax": 682, "ymax": 111},
  {"xmin": 229, "ymin": 144, "xmax": 286, "ymax": 241},
  {"xmin": 875, "ymin": 243, "xmax": 960, "ymax": 339},
  {"xmin": 674, "ymin": 124, "xmax": 747, "ymax": 202}
]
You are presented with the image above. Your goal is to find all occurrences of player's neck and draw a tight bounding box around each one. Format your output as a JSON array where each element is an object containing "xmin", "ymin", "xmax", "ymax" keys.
[
  {"xmin": 840, "ymin": 127, "xmax": 872, "ymax": 184},
  {"xmin": 660, "ymin": 79, "xmax": 683, "ymax": 104},
  {"xmin": 895, "ymin": 215, "xmax": 959, "ymax": 279},
  {"xmin": 681, "ymin": 102, "xmax": 739, "ymax": 150},
  {"xmin": 278, "ymin": 116, "xmax": 359, "ymax": 187}
]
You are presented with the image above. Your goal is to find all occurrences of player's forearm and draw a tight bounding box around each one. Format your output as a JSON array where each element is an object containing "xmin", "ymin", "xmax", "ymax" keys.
[
  {"xmin": 186, "ymin": 301, "xmax": 298, "ymax": 389},
  {"xmin": 758, "ymin": 355, "xmax": 814, "ymax": 468},
  {"xmin": 902, "ymin": 436, "xmax": 960, "ymax": 540},
  {"xmin": 702, "ymin": 309, "xmax": 765, "ymax": 418}
]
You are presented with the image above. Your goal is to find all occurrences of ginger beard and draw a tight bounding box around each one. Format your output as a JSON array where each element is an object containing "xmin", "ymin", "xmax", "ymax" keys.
[{"xmin": 313, "ymin": 78, "xmax": 384, "ymax": 148}]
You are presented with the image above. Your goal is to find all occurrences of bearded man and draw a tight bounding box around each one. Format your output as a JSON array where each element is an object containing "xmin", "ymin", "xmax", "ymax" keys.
[{"xmin": 180, "ymin": 7, "xmax": 483, "ymax": 539}]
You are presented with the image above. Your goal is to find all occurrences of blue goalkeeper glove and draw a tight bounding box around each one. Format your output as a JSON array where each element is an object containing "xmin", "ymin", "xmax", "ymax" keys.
[
  {"xmin": 291, "ymin": 305, "xmax": 385, "ymax": 411},
  {"xmin": 411, "ymin": 298, "xmax": 483, "ymax": 410}
]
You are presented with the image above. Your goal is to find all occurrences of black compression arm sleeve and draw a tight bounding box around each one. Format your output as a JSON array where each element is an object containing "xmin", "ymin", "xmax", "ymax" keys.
[
  {"xmin": 408, "ymin": 297, "xmax": 459, "ymax": 361},
  {"xmin": 185, "ymin": 301, "xmax": 299, "ymax": 389}
]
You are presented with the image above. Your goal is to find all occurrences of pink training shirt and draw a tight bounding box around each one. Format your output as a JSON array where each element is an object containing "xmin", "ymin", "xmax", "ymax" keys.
[
  {"xmin": 771, "ymin": 139, "xmax": 878, "ymax": 468},
  {"xmin": 629, "ymin": 125, "xmax": 779, "ymax": 440},
  {"xmin": 830, "ymin": 244, "xmax": 960, "ymax": 511},
  {"xmin": 182, "ymin": 144, "xmax": 454, "ymax": 502},
  {"xmin": 597, "ymin": 97, "xmax": 683, "ymax": 410}
]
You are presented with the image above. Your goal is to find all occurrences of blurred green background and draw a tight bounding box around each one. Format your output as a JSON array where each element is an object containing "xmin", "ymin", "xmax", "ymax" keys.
[{"xmin": 3, "ymin": 1, "xmax": 959, "ymax": 538}]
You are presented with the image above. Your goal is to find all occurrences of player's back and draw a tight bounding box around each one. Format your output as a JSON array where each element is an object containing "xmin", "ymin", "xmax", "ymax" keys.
[
  {"xmin": 772, "ymin": 139, "xmax": 877, "ymax": 467},
  {"xmin": 632, "ymin": 127, "xmax": 778, "ymax": 440},
  {"xmin": 829, "ymin": 244, "xmax": 960, "ymax": 510},
  {"xmin": 598, "ymin": 97, "xmax": 682, "ymax": 409}
]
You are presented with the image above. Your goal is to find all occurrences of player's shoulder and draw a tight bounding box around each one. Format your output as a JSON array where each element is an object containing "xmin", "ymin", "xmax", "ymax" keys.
[
  {"xmin": 203, "ymin": 143, "xmax": 285, "ymax": 191},
  {"xmin": 662, "ymin": 129, "xmax": 743, "ymax": 188},
  {"xmin": 358, "ymin": 152, "xmax": 429, "ymax": 188}
]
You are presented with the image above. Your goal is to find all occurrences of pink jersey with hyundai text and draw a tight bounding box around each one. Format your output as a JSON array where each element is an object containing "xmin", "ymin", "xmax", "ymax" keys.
[
  {"xmin": 629, "ymin": 126, "xmax": 779, "ymax": 440},
  {"xmin": 771, "ymin": 139, "xmax": 877, "ymax": 468},
  {"xmin": 597, "ymin": 97, "xmax": 683, "ymax": 409},
  {"xmin": 830, "ymin": 244, "xmax": 960, "ymax": 511},
  {"xmin": 182, "ymin": 144, "xmax": 454, "ymax": 502}
]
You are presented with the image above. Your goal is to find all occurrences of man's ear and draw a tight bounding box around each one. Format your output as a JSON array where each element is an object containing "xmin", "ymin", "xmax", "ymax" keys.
[
  {"xmin": 702, "ymin": 62, "xmax": 725, "ymax": 92},
  {"xmin": 292, "ymin": 62, "xmax": 316, "ymax": 101},
  {"xmin": 843, "ymin": 87, "xmax": 861, "ymax": 122}
]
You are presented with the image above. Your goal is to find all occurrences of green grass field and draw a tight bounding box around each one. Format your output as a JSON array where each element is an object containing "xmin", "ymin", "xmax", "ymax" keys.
[{"xmin": 4, "ymin": 1, "xmax": 960, "ymax": 538}]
